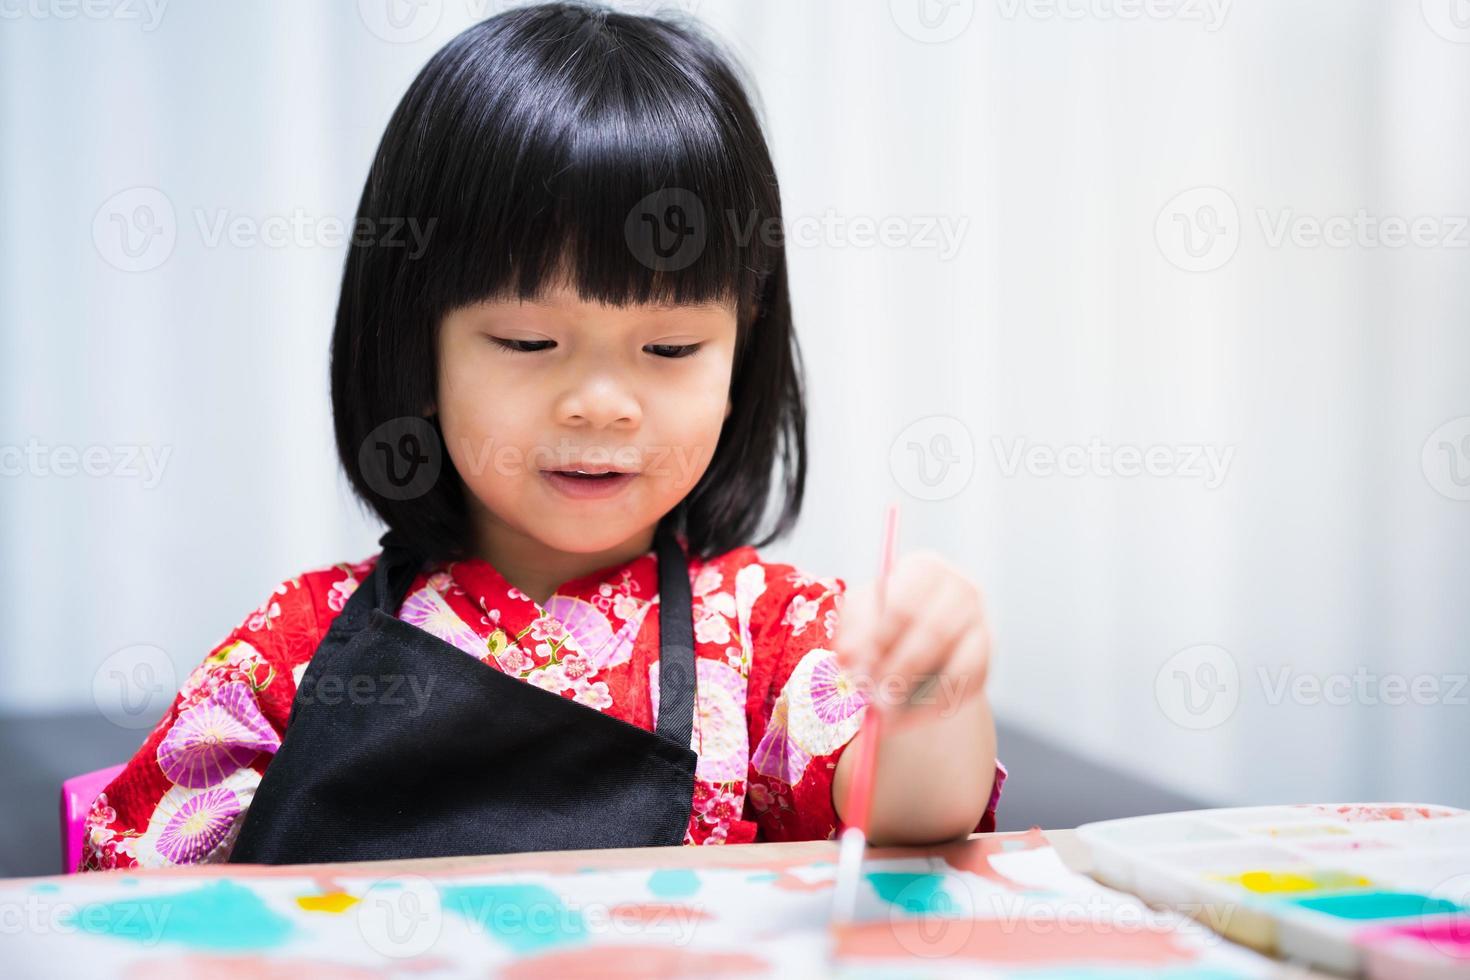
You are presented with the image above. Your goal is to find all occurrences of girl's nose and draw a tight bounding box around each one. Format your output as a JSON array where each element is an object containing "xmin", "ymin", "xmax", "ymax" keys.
[{"xmin": 554, "ymin": 374, "xmax": 642, "ymax": 429}]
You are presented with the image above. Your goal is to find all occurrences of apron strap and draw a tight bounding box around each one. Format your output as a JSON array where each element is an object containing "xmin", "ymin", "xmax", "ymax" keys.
[
  {"xmin": 348, "ymin": 524, "xmax": 698, "ymax": 747},
  {"xmin": 374, "ymin": 528, "xmax": 427, "ymax": 614},
  {"xmin": 320, "ymin": 529, "xmax": 423, "ymax": 638},
  {"xmin": 652, "ymin": 523, "xmax": 696, "ymax": 748}
]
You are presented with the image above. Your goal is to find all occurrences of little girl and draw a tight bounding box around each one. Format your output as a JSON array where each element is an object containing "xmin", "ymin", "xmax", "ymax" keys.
[{"xmin": 82, "ymin": 1, "xmax": 1005, "ymax": 870}]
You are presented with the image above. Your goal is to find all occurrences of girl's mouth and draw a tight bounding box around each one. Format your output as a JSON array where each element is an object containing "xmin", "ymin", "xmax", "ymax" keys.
[{"xmin": 540, "ymin": 469, "xmax": 639, "ymax": 500}]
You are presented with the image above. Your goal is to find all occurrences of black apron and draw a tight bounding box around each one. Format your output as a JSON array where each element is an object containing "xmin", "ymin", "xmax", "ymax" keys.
[{"xmin": 228, "ymin": 525, "xmax": 698, "ymax": 865}]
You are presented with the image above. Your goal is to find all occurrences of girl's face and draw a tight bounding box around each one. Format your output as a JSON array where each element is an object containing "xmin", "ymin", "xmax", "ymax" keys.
[{"xmin": 435, "ymin": 283, "xmax": 737, "ymax": 564}]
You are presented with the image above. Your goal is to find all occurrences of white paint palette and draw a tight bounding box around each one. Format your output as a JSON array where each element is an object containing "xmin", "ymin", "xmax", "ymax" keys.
[{"xmin": 1077, "ymin": 803, "xmax": 1470, "ymax": 978}]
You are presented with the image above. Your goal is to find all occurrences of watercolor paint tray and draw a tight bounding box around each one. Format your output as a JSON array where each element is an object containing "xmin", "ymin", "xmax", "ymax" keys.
[{"xmin": 1076, "ymin": 803, "xmax": 1470, "ymax": 978}]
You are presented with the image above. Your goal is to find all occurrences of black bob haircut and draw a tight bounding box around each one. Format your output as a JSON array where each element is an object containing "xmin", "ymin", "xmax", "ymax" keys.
[{"xmin": 330, "ymin": 1, "xmax": 805, "ymax": 564}]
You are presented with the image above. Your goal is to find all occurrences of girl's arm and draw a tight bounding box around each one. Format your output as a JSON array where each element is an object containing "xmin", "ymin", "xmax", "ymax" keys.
[
  {"xmin": 831, "ymin": 550, "xmax": 1000, "ymax": 846},
  {"xmin": 80, "ymin": 568, "xmax": 340, "ymax": 870}
]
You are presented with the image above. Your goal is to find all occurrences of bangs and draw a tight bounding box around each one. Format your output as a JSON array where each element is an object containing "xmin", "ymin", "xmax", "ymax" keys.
[{"xmin": 401, "ymin": 8, "xmax": 779, "ymax": 325}]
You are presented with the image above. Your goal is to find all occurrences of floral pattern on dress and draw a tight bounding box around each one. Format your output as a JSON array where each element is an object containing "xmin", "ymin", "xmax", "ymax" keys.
[
  {"xmin": 81, "ymin": 536, "xmax": 1005, "ymax": 870},
  {"xmin": 156, "ymin": 680, "xmax": 280, "ymax": 787},
  {"xmin": 399, "ymin": 585, "xmax": 484, "ymax": 658},
  {"xmin": 134, "ymin": 768, "xmax": 261, "ymax": 867}
]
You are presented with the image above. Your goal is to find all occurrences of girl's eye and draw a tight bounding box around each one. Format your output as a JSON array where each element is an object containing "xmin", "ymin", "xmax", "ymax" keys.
[
  {"xmin": 487, "ymin": 337, "xmax": 698, "ymax": 358},
  {"xmin": 489, "ymin": 337, "xmax": 556, "ymax": 353},
  {"xmin": 644, "ymin": 343, "xmax": 701, "ymax": 359}
]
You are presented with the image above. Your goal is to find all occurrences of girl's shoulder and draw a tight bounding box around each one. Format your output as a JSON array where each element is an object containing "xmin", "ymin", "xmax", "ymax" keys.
[
  {"xmin": 225, "ymin": 551, "xmax": 383, "ymax": 668},
  {"xmin": 689, "ymin": 543, "xmax": 847, "ymax": 627}
]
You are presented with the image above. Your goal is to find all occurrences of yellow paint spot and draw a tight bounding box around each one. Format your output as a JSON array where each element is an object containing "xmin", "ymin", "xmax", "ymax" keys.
[
  {"xmin": 1211, "ymin": 870, "xmax": 1371, "ymax": 894},
  {"xmin": 1251, "ymin": 824, "xmax": 1349, "ymax": 837},
  {"xmin": 295, "ymin": 891, "xmax": 360, "ymax": 913}
]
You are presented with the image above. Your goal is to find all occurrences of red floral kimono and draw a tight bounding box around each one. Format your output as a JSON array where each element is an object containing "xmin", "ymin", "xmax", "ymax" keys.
[{"xmin": 82, "ymin": 537, "xmax": 1006, "ymax": 869}]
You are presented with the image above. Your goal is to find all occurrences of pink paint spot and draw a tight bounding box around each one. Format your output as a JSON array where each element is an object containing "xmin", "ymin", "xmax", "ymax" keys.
[
  {"xmin": 938, "ymin": 827, "xmax": 1050, "ymax": 886},
  {"xmin": 1358, "ymin": 916, "xmax": 1470, "ymax": 957},
  {"xmin": 1299, "ymin": 804, "xmax": 1461, "ymax": 823},
  {"xmin": 125, "ymin": 957, "xmax": 389, "ymax": 980},
  {"xmin": 772, "ymin": 871, "xmax": 831, "ymax": 892},
  {"xmin": 608, "ymin": 903, "xmax": 714, "ymax": 923},
  {"xmin": 499, "ymin": 945, "xmax": 767, "ymax": 978},
  {"xmin": 833, "ymin": 917, "xmax": 1198, "ymax": 966},
  {"xmin": 1299, "ymin": 837, "xmax": 1392, "ymax": 853}
]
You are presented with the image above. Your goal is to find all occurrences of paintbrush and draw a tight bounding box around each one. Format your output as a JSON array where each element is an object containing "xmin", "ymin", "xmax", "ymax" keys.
[{"xmin": 830, "ymin": 500, "xmax": 900, "ymax": 925}]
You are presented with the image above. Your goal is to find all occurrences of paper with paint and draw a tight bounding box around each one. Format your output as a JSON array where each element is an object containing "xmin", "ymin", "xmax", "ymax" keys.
[
  {"xmin": 4, "ymin": 829, "xmax": 1280, "ymax": 978},
  {"xmin": 1078, "ymin": 802, "xmax": 1470, "ymax": 979}
]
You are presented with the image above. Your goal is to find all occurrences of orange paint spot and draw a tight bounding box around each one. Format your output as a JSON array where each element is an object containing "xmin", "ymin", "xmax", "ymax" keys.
[
  {"xmin": 832, "ymin": 916, "xmax": 1197, "ymax": 966},
  {"xmin": 499, "ymin": 945, "xmax": 767, "ymax": 979}
]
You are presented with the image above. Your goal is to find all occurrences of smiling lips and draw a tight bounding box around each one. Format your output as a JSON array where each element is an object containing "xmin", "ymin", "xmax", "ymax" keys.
[{"xmin": 540, "ymin": 466, "xmax": 639, "ymax": 499}]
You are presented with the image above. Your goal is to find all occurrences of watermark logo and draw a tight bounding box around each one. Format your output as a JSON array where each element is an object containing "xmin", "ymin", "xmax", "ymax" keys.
[
  {"xmin": 1421, "ymin": 416, "xmax": 1470, "ymax": 501},
  {"xmin": 890, "ymin": 877, "xmax": 976, "ymax": 958},
  {"xmin": 93, "ymin": 187, "xmax": 436, "ymax": 272},
  {"xmin": 93, "ymin": 187, "xmax": 177, "ymax": 273},
  {"xmin": 357, "ymin": 875, "xmax": 443, "ymax": 957},
  {"xmin": 1156, "ymin": 187, "xmax": 1240, "ymax": 272},
  {"xmin": 193, "ymin": 210, "xmax": 436, "ymax": 257},
  {"xmin": 1257, "ymin": 210, "xmax": 1470, "ymax": 250},
  {"xmin": 0, "ymin": 440, "xmax": 172, "ymax": 488},
  {"xmin": 93, "ymin": 644, "xmax": 177, "ymax": 730},
  {"xmin": 471, "ymin": 0, "xmax": 706, "ymax": 16},
  {"xmin": 889, "ymin": 415, "xmax": 976, "ymax": 502},
  {"xmin": 360, "ymin": 416, "xmax": 444, "ymax": 502},
  {"xmin": 1155, "ymin": 643, "xmax": 1239, "ymax": 730},
  {"xmin": 992, "ymin": 437, "xmax": 1234, "ymax": 489},
  {"xmin": 1159, "ymin": 186, "xmax": 1470, "ymax": 271},
  {"xmin": 1257, "ymin": 666, "xmax": 1468, "ymax": 708},
  {"xmin": 1424, "ymin": 875, "xmax": 1470, "ymax": 956},
  {"xmin": 0, "ymin": 0, "xmax": 168, "ymax": 30},
  {"xmin": 295, "ymin": 672, "xmax": 437, "ymax": 716},
  {"xmin": 1421, "ymin": 0, "xmax": 1470, "ymax": 43},
  {"xmin": 995, "ymin": 0, "xmax": 1231, "ymax": 31},
  {"xmin": 625, "ymin": 188, "xmax": 707, "ymax": 272},
  {"xmin": 729, "ymin": 209, "xmax": 970, "ymax": 261},
  {"xmin": 358, "ymin": 0, "xmax": 442, "ymax": 43},
  {"xmin": 890, "ymin": 0, "xmax": 976, "ymax": 43}
]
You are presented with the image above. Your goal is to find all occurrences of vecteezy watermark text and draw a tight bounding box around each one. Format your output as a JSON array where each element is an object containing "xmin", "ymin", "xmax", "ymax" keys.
[{"xmin": 992, "ymin": 437, "xmax": 1235, "ymax": 489}]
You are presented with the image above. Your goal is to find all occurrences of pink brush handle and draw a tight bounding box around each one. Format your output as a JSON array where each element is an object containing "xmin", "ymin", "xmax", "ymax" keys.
[{"xmin": 843, "ymin": 503, "xmax": 900, "ymax": 835}]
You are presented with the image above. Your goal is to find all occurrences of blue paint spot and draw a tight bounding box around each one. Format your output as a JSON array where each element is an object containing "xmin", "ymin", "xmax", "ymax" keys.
[
  {"xmin": 1015, "ymin": 970, "xmax": 1246, "ymax": 980},
  {"xmin": 646, "ymin": 868, "xmax": 701, "ymax": 898},
  {"xmin": 866, "ymin": 872, "xmax": 957, "ymax": 915},
  {"xmin": 441, "ymin": 884, "xmax": 586, "ymax": 955},
  {"xmin": 62, "ymin": 880, "xmax": 294, "ymax": 951},
  {"xmin": 30, "ymin": 883, "xmax": 60, "ymax": 893},
  {"xmin": 745, "ymin": 872, "xmax": 779, "ymax": 883},
  {"xmin": 1291, "ymin": 891, "xmax": 1464, "ymax": 920}
]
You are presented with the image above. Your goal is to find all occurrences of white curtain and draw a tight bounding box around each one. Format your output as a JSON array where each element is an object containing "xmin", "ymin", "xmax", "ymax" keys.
[{"xmin": 2, "ymin": 0, "xmax": 1466, "ymax": 810}]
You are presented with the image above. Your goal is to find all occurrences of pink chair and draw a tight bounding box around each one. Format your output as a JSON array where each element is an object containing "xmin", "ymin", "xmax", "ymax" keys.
[{"xmin": 59, "ymin": 764, "xmax": 125, "ymax": 874}]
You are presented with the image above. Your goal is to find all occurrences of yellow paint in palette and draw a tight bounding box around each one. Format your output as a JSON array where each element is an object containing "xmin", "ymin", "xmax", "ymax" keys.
[
  {"xmin": 1248, "ymin": 823, "xmax": 1350, "ymax": 839},
  {"xmin": 295, "ymin": 890, "xmax": 361, "ymax": 913},
  {"xmin": 1211, "ymin": 870, "xmax": 1372, "ymax": 894}
]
